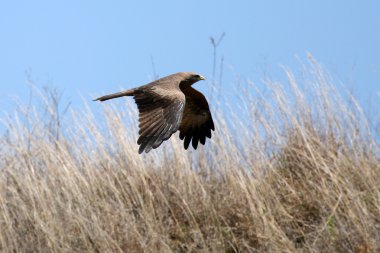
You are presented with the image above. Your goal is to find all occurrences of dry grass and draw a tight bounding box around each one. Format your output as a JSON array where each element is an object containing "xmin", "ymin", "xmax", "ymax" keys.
[{"xmin": 0, "ymin": 60, "xmax": 379, "ymax": 253}]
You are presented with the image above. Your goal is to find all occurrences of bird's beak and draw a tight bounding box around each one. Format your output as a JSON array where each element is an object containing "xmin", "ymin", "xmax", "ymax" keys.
[{"xmin": 199, "ymin": 75, "xmax": 206, "ymax": 80}]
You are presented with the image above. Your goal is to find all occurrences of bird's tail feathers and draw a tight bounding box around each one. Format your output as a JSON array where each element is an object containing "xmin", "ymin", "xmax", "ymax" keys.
[{"xmin": 94, "ymin": 89, "xmax": 135, "ymax": 102}]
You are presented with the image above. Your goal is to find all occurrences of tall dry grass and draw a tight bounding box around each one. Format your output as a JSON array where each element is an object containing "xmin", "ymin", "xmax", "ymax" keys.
[{"xmin": 0, "ymin": 59, "xmax": 379, "ymax": 253}]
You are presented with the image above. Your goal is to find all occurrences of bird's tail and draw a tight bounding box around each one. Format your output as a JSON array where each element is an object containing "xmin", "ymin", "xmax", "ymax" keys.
[{"xmin": 94, "ymin": 89, "xmax": 135, "ymax": 102}]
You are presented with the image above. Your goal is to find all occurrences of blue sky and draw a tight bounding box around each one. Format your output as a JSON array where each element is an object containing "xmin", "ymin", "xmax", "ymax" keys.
[{"xmin": 0, "ymin": 0, "xmax": 379, "ymax": 114}]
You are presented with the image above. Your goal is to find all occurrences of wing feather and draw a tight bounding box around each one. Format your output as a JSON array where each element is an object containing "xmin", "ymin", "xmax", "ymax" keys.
[
  {"xmin": 179, "ymin": 86, "xmax": 215, "ymax": 150},
  {"xmin": 134, "ymin": 88, "xmax": 185, "ymax": 153}
]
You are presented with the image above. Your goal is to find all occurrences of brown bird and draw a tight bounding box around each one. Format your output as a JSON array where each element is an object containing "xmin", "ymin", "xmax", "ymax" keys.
[{"xmin": 94, "ymin": 72, "xmax": 215, "ymax": 154}]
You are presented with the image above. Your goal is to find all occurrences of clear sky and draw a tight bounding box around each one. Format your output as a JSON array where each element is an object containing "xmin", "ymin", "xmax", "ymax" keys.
[{"xmin": 0, "ymin": 0, "xmax": 379, "ymax": 114}]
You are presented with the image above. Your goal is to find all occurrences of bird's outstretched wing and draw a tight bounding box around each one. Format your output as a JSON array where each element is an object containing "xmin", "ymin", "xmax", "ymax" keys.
[
  {"xmin": 134, "ymin": 87, "xmax": 185, "ymax": 154},
  {"xmin": 179, "ymin": 86, "xmax": 215, "ymax": 149}
]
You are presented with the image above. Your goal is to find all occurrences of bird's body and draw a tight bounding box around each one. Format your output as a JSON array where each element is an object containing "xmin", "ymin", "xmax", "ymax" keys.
[{"xmin": 94, "ymin": 72, "xmax": 215, "ymax": 154}]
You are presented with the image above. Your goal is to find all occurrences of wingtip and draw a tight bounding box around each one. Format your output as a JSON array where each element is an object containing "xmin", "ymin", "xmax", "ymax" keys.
[{"xmin": 138, "ymin": 145, "xmax": 147, "ymax": 154}]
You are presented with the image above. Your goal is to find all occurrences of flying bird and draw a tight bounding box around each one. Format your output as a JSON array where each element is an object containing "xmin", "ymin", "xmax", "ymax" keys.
[{"xmin": 94, "ymin": 72, "xmax": 215, "ymax": 154}]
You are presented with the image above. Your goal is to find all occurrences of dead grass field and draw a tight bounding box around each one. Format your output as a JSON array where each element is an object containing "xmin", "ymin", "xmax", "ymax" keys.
[{"xmin": 0, "ymin": 61, "xmax": 379, "ymax": 252}]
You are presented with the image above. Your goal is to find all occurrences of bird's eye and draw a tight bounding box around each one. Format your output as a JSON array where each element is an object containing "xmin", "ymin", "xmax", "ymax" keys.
[{"xmin": 194, "ymin": 75, "xmax": 200, "ymax": 78}]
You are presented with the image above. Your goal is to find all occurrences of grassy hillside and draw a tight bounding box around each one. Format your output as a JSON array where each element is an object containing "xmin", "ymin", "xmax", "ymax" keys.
[{"xmin": 0, "ymin": 61, "xmax": 379, "ymax": 252}]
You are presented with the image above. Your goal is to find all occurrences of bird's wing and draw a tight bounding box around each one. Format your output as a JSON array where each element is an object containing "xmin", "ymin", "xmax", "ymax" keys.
[
  {"xmin": 134, "ymin": 87, "xmax": 185, "ymax": 154},
  {"xmin": 179, "ymin": 86, "xmax": 215, "ymax": 149}
]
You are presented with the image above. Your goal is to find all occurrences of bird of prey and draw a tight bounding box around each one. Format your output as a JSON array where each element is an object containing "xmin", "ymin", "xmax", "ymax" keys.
[{"xmin": 94, "ymin": 72, "xmax": 215, "ymax": 154}]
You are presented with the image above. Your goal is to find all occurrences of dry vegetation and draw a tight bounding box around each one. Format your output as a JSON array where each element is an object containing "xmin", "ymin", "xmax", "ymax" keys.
[{"xmin": 0, "ymin": 60, "xmax": 379, "ymax": 252}]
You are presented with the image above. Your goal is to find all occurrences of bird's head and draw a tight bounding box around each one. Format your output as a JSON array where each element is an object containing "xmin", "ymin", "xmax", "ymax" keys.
[{"xmin": 183, "ymin": 72, "xmax": 206, "ymax": 85}]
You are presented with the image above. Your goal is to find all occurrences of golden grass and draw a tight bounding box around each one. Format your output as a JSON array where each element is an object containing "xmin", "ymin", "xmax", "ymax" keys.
[{"xmin": 0, "ymin": 60, "xmax": 379, "ymax": 252}]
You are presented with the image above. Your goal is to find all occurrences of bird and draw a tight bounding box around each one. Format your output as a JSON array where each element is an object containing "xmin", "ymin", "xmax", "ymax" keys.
[{"xmin": 94, "ymin": 72, "xmax": 215, "ymax": 154}]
